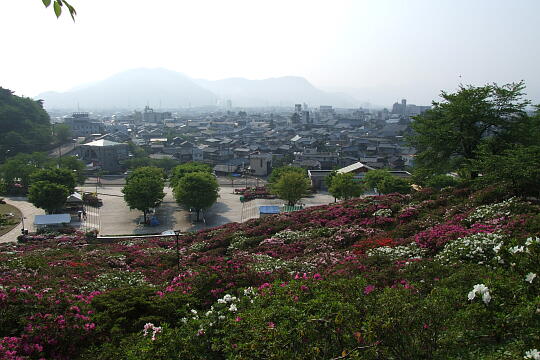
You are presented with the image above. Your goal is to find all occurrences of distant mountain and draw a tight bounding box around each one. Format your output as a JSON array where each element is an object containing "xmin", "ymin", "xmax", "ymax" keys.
[
  {"xmin": 36, "ymin": 68, "xmax": 359, "ymax": 110},
  {"xmin": 194, "ymin": 76, "xmax": 358, "ymax": 107},
  {"xmin": 37, "ymin": 68, "xmax": 217, "ymax": 110}
]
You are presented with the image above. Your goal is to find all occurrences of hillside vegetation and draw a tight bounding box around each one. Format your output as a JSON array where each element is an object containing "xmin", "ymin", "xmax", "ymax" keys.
[
  {"xmin": 0, "ymin": 88, "xmax": 52, "ymax": 162},
  {"xmin": 1, "ymin": 185, "xmax": 539, "ymax": 359}
]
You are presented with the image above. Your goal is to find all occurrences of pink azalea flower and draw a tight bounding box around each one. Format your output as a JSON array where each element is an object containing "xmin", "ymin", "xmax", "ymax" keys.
[{"xmin": 364, "ymin": 285, "xmax": 376, "ymax": 295}]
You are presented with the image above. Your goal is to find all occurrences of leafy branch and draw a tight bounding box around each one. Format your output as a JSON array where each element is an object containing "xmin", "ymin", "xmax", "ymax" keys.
[{"xmin": 42, "ymin": 0, "xmax": 77, "ymax": 21}]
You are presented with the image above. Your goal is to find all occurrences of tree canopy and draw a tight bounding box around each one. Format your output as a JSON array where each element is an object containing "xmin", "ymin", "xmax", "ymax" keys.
[
  {"xmin": 170, "ymin": 162, "xmax": 213, "ymax": 188},
  {"xmin": 271, "ymin": 171, "xmax": 311, "ymax": 206},
  {"xmin": 475, "ymin": 144, "xmax": 540, "ymax": 197},
  {"xmin": 408, "ymin": 82, "xmax": 531, "ymax": 178},
  {"xmin": 268, "ymin": 166, "xmax": 306, "ymax": 185},
  {"xmin": 122, "ymin": 167, "xmax": 165, "ymax": 223},
  {"xmin": 0, "ymin": 153, "xmax": 85, "ymax": 194},
  {"xmin": 377, "ymin": 176, "xmax": 412, "ymax": 195},
  {"xmin": 57, "ymin": 156, "xmax": 86, "ymax": 184},
  {"xmin": 364, "ymin": 170, "xmax": 393, "ymax": 193},
  {"xmin": 0, "ymin": 152, "xmax": 51, "ymax": 193},
  {"xmin": 53, "ymin": 123, "xmax": 72, "ymax": 145},
  {"xmin": 28, "ymin": 181, "xmax": 69, "ymax": 214},
  {"xmin": 324, "ymin": 170, "xmax": 338, "ymax": 190},
  {"xmin": 30, "ymin": 168, "xmax": 77, "ymax": 194},
  {"xmin": 173, "ymin": 172, "xmax": 219, "ymax": 221},
  {"xmin": 125, "ymin": 157, "xmax": 180, "ymax": 174},
  {"xmin": 425, "ymin": 174, "xmax": 459, "ymax": 190},
  {"xmin": 0, "ymin": 88, "xmax": 52, "ymax": 162},
  {"xmin": 328, "ymin": 173, "xmax": 365, "ymax": 201}
]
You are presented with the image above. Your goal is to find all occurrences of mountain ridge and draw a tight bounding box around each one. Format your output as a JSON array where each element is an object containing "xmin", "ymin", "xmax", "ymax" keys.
[{"xmin": 36, "ymin": 68, "xmax": 359, "ymax": 109}]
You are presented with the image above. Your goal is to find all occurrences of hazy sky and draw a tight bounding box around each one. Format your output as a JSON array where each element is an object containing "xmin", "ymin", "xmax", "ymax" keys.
[{"xmin": 1, "ymin": 0, "xmax": 539, "ymax": 106}]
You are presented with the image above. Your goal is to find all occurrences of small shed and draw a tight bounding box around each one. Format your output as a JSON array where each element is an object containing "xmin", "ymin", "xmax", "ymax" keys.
[
  {"xmin": 34, "ymin": 214, "xmax": 71, "ymax": 229},
  {"xmin": 259, "ymin": 206, "xmax": 280, "ymax": 218}
]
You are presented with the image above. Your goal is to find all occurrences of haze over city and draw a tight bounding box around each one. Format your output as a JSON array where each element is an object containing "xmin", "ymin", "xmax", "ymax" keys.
[{"xmin": 1, "ymin": 0, "xmax": 540, "ymax": 107}]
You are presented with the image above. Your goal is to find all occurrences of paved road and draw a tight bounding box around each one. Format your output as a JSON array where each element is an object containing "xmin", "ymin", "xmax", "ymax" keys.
[
  {"xmin": 0, "ymin": 197, "xmax": 44, "ymax": 243},
  {"xmin": 48, "ymin": 142, "xmax": 78, "ymax": 158}
]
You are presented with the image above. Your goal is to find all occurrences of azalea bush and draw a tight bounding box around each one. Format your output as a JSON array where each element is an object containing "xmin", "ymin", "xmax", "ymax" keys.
[{"xmin": 0, "ymin": 188, "xmax": 539, "ymax": 359}]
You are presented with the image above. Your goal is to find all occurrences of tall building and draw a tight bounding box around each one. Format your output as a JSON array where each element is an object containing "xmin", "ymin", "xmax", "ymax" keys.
[
  {"xmin": 143, "ymin": 106, "xmax": 171, "ymax": 123},
  {"xmin": 391, "ymin": 99, "xmax": 407, "ymax": 115},
  {"xmin": 63, "ymin": 112, "xmax": 104, "ymax": 137},
  {"xmin": 301, "ymin": 110, "xmax": 311, "ymax": 125}
]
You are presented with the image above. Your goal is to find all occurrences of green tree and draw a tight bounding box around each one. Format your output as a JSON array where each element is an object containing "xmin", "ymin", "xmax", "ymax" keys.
[
  {"xmin": 425, "ymin": 174, "xmax": 459, "ymax": 190},
  {"xmin": 28, "ymin": 180, "xmax": 69, "ymax": 213},
  {"xmin": 272, "ymin": 154, "xmax": 294, "ymax": 168},
  {"xmin": 170, "ymin": 162, "xmax": 212, "ymax": 188},
  {"xmin": 0, "ymin": 88, "xmax": 53, "ymax": 161},
  {"xmin": 0, "ymin": 152, "xmax": 51, "ymax": 193},
  {"xmin": 125, "ymin": 157, "xmax": 180, "ymax": 174},
  {"xmin": 408, "ymin": 82, "xmax": 531, "ymax": 178},
  {"xmin": 30, "ymin": 168, "xmax": 77, "ymax": 194},
  {"xmin": 127, "ymin": 141, "xmax": 148, "ymax": 158},
  {"xmin": 328, "ymin": 173, "xmax": 365, "ymax": 201},
  {"xmin": 57, "ymin": 156, "xmax": 86, "ymax": 184},
  {"xmin": 324, "ymin": 170, "xmax": 337, "ymax": 190},
  {"xmin": 475, "ymin": 145, "xmax": 540, "ymax": 197},
  {"xmin": 173, "ymin": 172, "xmax": 219, "ymax": 221},
  {"xmin": 364, "ymin": 169, "xmax": 393, "ymax": 194},
  {"xmin": 268, "ymin": 166, "xmax": 306, "ymax": 185},
  {"xmin": 271, "ymin": 171, "xmax": 311, "ymax": 206},
  {"xmin": 122, "ymin": 167, "xmax": 165, "ymax": 224},
  {"xmin": 53, "ymin": 123, "xmax": 72, "ymax": 144},
  {"xmin": 378, "ymin": 176, "xmax": 412, "ymax": 195}
]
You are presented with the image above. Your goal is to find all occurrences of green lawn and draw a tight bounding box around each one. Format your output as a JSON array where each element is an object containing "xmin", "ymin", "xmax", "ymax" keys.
[{"xmin": 0, "ymin": 203, "xmax": 22, "ymax": 236}]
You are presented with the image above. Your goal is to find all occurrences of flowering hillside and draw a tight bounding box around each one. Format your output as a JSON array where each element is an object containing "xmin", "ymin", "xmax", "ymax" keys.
[{"xmin": 1, "ymin": 186, "xmax": 539, "ymax": 359}]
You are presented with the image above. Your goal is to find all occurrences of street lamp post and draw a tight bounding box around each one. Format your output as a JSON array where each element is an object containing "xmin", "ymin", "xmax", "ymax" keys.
[{"xmin": 20, "ymin": 216, "xmax": 26, "ymax": 235}]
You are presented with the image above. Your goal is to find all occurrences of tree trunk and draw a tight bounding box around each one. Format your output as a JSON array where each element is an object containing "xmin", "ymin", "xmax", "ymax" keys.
[
  {"xmin": 143, "ymin": 210, "xmax": 147, "ymax": 224},
  {"xmin": 196, "ymin": 209, "xmax": 200, "ymax": 222}
]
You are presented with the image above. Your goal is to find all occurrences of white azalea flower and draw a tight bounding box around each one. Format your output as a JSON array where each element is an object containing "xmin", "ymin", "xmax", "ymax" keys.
[
  {"xmin": 510, "ymin": 245, "xmax": 525, "ymax": 254},
  {"xmin": 525, "ymin": 272, "xmax": 537, "ymax": 284},
  {"xmin": 229, "ymin": 304, "xmax": 237, "ymax": 312},
  {"xmin": 468, "ymin": 284, "xmax": 491, "ymax": 305},
  {"xmin": 524, "ymin": 349, "xmax": 540, "ymax": 360},
  {"xmin": 473, "ymin": 284, "xmax": 488, "ymax": 294}
]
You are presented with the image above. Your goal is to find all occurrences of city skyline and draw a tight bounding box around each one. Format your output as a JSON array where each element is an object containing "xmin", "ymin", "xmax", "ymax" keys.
[{"xmin": 1, "ymin": 0, "xmax": 539, "ymax": 106}]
